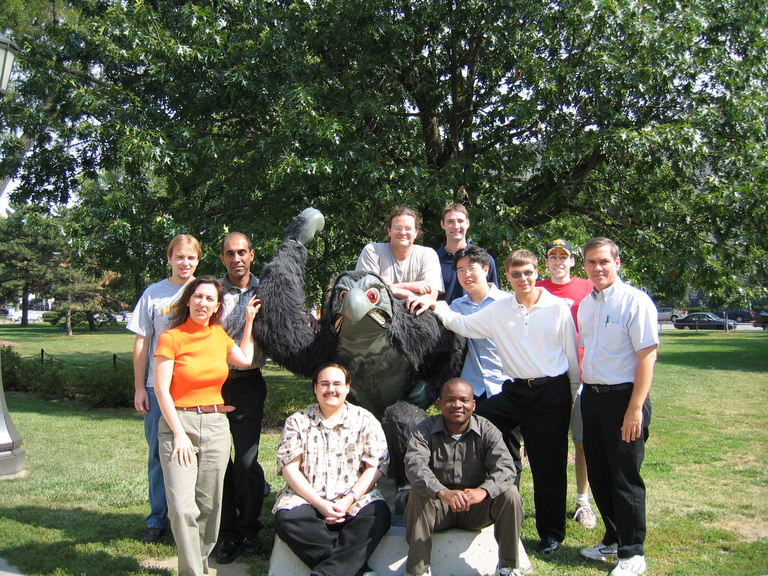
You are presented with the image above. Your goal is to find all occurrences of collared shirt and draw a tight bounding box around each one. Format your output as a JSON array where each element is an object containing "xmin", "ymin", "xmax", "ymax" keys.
[
  {"xmin": 435, "ymin": 288, "xmax": 580, "ymax": 396},
  {"xmin": 405, "ymin": 414, "xmax": 516, "ymax": 500},
  {"xmin": 578, "ymin": 278, "xmax": 659, "ymax": 385},
  {"xmin": 356, "ymin": 242, "xmax": 444, "ymax": 294},
  {"xmin": 436, "ymin": 243, "xmax": 500, "ymax": 303},
  {"xmin": 273, "ymin": 402, "xmax": 389, "ymax": 516},
  {"xmin": 219, "ymin": 273, "xmax": 264, "ymax": 369},
  {"xmin": 449, "ymin": 285, "xmax": 511, "ymax": 397}
]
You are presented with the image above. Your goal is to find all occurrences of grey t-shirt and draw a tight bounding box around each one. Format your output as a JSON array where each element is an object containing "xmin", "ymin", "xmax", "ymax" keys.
[
  {"xmin": 355, "ymin": 242, "xmax": 444, "ymax": 293},
  {"xmin": 126, "ymin": 278, "xmax": 188, "ymax": 388}
]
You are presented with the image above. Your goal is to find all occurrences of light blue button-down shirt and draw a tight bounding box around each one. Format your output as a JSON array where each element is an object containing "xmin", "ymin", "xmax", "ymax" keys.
[
  {"xmin": 449, "ymin": 285, "xmax": 512, "ymax": 397},
  {"xmin": 579, "ymin": 278, "xmax": 659, "ymax": 385}
]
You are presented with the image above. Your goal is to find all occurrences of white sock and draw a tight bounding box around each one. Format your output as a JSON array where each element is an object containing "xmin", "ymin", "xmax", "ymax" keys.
[{"xmin": 577, "ymin": 494, "xmax": 590, "ymax": 506}]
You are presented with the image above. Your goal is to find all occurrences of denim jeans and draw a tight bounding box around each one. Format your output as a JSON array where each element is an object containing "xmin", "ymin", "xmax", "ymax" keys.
[{"xmin": 144, "ymin": 387, "xmax": 169, "ymax": 529}]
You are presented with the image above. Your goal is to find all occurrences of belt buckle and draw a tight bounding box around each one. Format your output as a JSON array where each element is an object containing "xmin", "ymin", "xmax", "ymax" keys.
[
  {"xmin": 590, "ymin": 385, "xmax": 604, "ymax": 394},
  {"xmin": 196, "ymin": 405, "xmax": 203, "ymax": 414},
  {"xmin": 527, "ymin": 378, "xmax": 536, "ymax": 387}
]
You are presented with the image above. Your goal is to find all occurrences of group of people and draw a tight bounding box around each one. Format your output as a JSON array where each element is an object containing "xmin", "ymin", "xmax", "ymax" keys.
[
  {"xmin": 128, "ymin": 202, "xmax": 658, "ymax": 576},
  {"xmin": 128, "ymin": 232, "xmax": 270, "ymax": 576}
]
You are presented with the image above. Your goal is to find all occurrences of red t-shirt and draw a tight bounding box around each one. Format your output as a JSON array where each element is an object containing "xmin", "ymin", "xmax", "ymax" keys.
[
  {"xmin": 539, "ymin": 276, "xmax": 593, "ymax": 367},
  {"xmin": 154, "ymin": 319, "xmax": 234, "ymax": 407},
  {"xmin": 538, "ymin": 276, "xmax": 594, "ymax": 329}
]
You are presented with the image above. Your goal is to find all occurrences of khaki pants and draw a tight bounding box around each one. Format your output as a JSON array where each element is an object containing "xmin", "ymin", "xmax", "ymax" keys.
[
  {"xmin": 405, "ymin": 487, "xmax": 523, "ymax": 576},
  {"xmin": 159, "ymin": 411, "xmax": 231, "ymax": 576}
]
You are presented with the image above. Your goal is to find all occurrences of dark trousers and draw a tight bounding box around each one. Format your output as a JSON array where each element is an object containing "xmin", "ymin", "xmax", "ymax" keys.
[
  {"xmin": 219, "ymin": 369, "xmax": 267, "ymax": 542},
  {"xmin": 404, "ymin": 486, "xmax": 523, "ymax": 575},
  {"xmin": 581, "ymin": 385, "xmax": 651, "ymax": 559},
  {"xmin": 275, "ymin": 501, "xmax": 391, "ymax": 576},
  {"xmin": 475, "ymin": 374, "xmax": 571, "ymax": 542},
  {"xmin": 476, "ymin": 393, "xmax": 523, "ymax": 488}
]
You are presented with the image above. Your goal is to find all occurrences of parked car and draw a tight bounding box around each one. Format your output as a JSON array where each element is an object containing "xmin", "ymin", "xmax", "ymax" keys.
[
  {"xmin": 713, "ymin": 309, "xmax": 755, "ymax": 323},
  {"xmin": 753, "ymin": 309, "xmax": 768, "ymax": 330},
  {"xmin": 674, "ymin": 312, "xmax": 737, "ymax": 331},
  {"xmin": 657, "ymin": 307, "xmax": 686, "ymax": 322}
]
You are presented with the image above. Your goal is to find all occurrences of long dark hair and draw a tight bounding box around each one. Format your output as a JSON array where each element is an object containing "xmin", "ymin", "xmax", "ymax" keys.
[{"xmin": 169, "ymin": 275, "xmax": 226, "ymax": 329}]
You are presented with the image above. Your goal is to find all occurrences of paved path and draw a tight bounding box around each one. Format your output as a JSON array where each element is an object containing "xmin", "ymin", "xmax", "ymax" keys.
[
  {"xmin": 0, "ymin": 558, "xmax": 23, "ymax": 576},
  {"xmin": 0, "ymin": 555, "xmax": 255, "ymax": 576}
]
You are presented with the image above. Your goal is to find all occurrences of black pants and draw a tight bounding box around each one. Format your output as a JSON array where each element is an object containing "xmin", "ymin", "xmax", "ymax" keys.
[
  {"xmin": 476, "ymin": 393, "xmax": 523, "ymax": 487},
  {"xmin": 275, "ymin": 501, "xmax": 391, "ymax": 576},
  {"xmin": 476, "ymin": 374, "xmax": 571, "ymax": 542},
  {"xmin": 581, "ymin": 385, "xmax": 651, "ymax": 559},
  {"xmin": 219, "ymin": 369, "xmax": 267, "ymax": 542}
]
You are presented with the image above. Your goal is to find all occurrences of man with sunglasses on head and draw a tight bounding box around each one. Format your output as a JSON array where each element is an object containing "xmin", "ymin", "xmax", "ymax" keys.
[{"xmin": 409, "ymin": 249, "xmax": 579, "ymax": 556}]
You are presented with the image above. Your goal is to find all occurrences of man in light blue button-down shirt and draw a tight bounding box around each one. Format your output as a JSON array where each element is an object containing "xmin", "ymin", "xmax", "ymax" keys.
[{"xmin": 578, "ymin": 237, "xmax": 658, "ymax": 576}]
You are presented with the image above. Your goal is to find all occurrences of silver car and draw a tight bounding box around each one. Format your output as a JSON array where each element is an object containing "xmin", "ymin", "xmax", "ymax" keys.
[{"xmin": 657, "ymin": 307, "xmax": 686, "ymax": 322}]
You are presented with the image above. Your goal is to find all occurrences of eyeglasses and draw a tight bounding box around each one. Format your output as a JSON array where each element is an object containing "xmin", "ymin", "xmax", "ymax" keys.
[
  {"xmin": 457, "ymin": 265, "xmax": 485, "ymax": 276},
  {"xmin": 390, "ymin": 226, "xmax": 415, "ymax": 233},
  {"xmin": 316, "ymin": 381, "xmax": 347, "ymax": 389},
  {"xmin": 508, "ymin": 270, "xmax": 535, "ymax": 279}
]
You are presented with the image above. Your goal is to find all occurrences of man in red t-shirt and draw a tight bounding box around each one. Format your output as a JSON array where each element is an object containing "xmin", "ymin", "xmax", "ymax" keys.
[{"xmin": 538, "ymin": 239, "xmax": 597, "ymax": 530}]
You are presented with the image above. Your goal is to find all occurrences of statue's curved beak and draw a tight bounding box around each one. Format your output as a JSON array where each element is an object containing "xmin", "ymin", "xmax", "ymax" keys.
[{"xmin": 342, "ymin": 288, "xmax": 373, "ymax": 323}]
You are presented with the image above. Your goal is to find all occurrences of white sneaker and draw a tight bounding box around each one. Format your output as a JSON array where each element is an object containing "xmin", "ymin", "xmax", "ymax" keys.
[
  {"xmin": 573, "ymin": 504, "xmax": 597, "ymax": 529},
  {"xmin": 580, "ymin": 541, "xmax": 618, "ymax": 562},
  {"xmin": 495, "ymin": 565, "xmax": 523, "ymax": 576},
  {"xmin": 609, "ymin": 555, "xmax": 647, "ymax": 576}
]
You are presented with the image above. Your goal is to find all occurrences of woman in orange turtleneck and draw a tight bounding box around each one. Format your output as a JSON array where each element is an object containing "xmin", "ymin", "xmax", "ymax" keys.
[{"xmin": 153, "ymin": 275, "xmax": 259, "ymax": 576}]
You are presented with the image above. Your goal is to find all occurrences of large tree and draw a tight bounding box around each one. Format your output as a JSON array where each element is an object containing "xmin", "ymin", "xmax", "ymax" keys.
[{"xmin": 1, "ymin": 0, "xmax": 766, "ymax": 304}]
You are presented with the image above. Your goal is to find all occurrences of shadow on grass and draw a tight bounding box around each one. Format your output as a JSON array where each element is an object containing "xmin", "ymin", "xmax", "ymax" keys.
[{"xmin": 0, "ymin": 505, "xmax": 173, "ymax": 576}]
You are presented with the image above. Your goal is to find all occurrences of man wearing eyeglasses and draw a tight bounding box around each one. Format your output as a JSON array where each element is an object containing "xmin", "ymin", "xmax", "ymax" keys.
[
  {"xmin": 356, "ymin": 206, "xmax": 444, "ymax": 302},
  {"xmin": 409, "ymin": 249, "xmax": 579, "ymax": 556}
]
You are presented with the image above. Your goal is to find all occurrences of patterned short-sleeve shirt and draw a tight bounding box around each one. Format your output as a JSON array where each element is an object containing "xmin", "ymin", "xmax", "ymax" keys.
[{"xmin": 272, "ymin": 402, "xmax": 389, "ymax": 516}]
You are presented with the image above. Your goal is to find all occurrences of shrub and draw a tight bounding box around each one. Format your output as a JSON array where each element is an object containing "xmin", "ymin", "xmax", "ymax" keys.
[
  {"xmin": 18, "ymin": 357, "xmax": 71, "ymax": 399},
  {"xmin": 1, "ymin": 347, "xmax": 132, "ymax": 408},
  {"xmin": 70, "ymin": 364, "xmax": 134, "ymax": 408},
  {"xmin": 1, "ymin": 346, "xmax": 23, "ymax": 390}
]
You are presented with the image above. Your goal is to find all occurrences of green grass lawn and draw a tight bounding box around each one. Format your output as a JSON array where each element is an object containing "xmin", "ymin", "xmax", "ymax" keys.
[
  {"xmin": 0, "ymin": 321, "xmax": 136, "ymax": 368},
  {"xmin": 0, "ymin": 330, "xmax": 767, "ymax": 575}
]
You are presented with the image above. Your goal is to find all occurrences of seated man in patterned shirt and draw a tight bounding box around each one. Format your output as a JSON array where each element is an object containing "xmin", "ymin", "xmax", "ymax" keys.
[{"xmin": 272, "ymin": 363, "xmax": 391, "ymax": 576}]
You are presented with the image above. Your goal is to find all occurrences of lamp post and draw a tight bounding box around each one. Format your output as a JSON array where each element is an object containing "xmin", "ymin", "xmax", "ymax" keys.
[{"xmin": 0, "ymin": 31, "xmax": 25, "ymax": 478}]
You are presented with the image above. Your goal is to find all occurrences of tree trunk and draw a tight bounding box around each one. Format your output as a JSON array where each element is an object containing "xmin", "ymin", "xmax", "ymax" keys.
[{"xmin": 65, "ymin": 310, "xmax": 73, "ymax": 337}]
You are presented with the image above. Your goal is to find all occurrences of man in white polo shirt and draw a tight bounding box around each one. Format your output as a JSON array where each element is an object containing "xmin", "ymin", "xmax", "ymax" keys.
[{"xmin": 577, "ymin": 237, "xmax": 658, "ymax": 576}]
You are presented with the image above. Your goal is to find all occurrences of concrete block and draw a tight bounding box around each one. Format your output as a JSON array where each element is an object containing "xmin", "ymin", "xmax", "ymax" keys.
[{"xmin": 268, "ymin": 525, "xmax": 531, "ymax": 576}]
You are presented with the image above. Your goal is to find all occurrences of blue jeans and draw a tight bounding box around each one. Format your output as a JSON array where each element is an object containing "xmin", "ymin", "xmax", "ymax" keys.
[{"xmin": 144, "ymin": 388, "xmax": 169, "ymax": 529}]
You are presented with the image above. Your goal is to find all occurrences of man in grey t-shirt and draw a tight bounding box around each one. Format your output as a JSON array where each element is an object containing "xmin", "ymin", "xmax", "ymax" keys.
[{"xmin": 127, "ymin": 234, "xmax": 201, "ymax": 543}]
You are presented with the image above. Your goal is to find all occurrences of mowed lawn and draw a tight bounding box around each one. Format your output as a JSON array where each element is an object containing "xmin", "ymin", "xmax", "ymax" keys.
[{"xmin": 0, "ymin": 325, "xmax": 766, "ymax": 575}]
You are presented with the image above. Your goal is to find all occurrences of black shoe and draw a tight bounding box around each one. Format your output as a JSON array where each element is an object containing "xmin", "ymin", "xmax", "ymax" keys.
[
  {"xmin": 216, "ymin": 540, "xmax": 240, "ymax": 564},
  {"xmin": 141, "ymin": 527, "xmax": 164, "ymax": 543},
  {"xmin": 537, "ymin": 536, "xmax": 560, "ymax": 554},
  {"xmin": 241, "ymin": 538, "xmax": 262, "ymax": 558}
]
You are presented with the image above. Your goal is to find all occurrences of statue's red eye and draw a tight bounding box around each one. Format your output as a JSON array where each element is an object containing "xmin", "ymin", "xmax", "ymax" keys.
[
  {"xmin": 339, "ymin": 290, "xmax": 348, "ymax": 302},
  {"xmin": 366, "ymin": 288, "xmax": 380, "ymax": 304}
]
